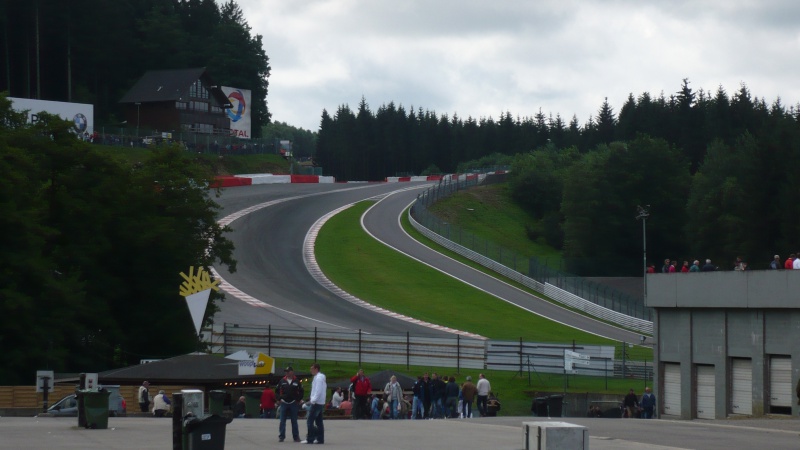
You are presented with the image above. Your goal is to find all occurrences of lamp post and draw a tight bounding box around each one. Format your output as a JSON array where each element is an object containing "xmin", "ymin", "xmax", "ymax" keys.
[
  {"xmin": 636, "ymin": 205, "xmax": 650, "ymax": 300},
  {"xmin": 135, "ymin": 102, "xmax": 141, "ymax": 138}
]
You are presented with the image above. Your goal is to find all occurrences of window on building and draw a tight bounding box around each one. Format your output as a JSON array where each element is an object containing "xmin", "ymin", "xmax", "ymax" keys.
[{"xmin": 189, "ymin": 80, "xmax": 210, "ymax": 100}]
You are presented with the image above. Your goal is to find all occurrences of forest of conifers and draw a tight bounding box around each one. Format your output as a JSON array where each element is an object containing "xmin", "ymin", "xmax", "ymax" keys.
[
  {"xmin": 0, "ymin": 0, "xmax": 271, "ymax": 135},
  {"xmin": 316, "ymin": 80, "xmax": 800, "ymax": 276}
]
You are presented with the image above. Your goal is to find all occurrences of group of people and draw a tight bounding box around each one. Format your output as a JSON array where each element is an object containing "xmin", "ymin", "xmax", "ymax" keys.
[
  {"xmin": 651, "ymin": 258, "xmax": 720, "ymax": 273},
  {"xmin": 621, "ymin": 387, "xmax": 656, "ymax": 419},
  {"xmin": 264, "ymin": 364, "xmax": 325, "ymax": 444},
  {"xmin": 408, "ymin": 372, "xmax": 493, "ymax": 419},
  {"xmin": 653, "ymin": 253, "xmax": 800, "ymax": 273},
  {"xmin": 137, "ymin": 381, "xmax": 171, "ymax": 417}
]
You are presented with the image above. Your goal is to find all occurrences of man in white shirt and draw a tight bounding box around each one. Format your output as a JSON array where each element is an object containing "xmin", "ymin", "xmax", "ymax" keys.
[
  {"xmin": 330, "ymin": 387, "xmax": 343, "ymax": 409},
  {"xmin": 301, "ymin": 363, "xmax": 326, "ymax": 444},
  {"xmin": 476, "ymin": 374, "xmax": 491, "ymax": 417}
]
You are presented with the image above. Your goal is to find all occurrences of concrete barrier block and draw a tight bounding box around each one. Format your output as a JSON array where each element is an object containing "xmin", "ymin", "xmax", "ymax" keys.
[{"xmin": 522, "ymin": 421, "xmax": 588, "ymax": 450}]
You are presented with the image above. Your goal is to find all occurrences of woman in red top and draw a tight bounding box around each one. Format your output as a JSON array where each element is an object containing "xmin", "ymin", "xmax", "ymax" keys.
[{"xmin": 261, "ymin": 385, "xmax": 277, "ymax": 418}]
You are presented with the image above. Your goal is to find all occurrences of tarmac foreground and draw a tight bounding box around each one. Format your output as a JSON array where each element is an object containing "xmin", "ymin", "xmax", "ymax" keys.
[{"xmin": 1, "ymin": 415, "xmax": 798, "ymax": 450}]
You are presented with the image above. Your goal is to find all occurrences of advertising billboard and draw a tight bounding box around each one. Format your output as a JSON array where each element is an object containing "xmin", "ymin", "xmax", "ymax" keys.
[
  {"xmin": 221, "ymin": 86, "xmax": 251, "ymax": 139},
  {"xmin": 9, "ymin": 97, "xmax": 94, "ymax": 135}
]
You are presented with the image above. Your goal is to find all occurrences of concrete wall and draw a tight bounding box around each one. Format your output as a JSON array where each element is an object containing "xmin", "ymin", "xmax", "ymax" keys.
[{"xmin": 647, "ymin": 270, "xmax": 800, "ymax": 308}]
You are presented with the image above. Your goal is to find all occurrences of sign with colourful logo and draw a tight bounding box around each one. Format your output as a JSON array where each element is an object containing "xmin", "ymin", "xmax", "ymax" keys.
[
  {"xmin": 221, "ymin": 86, "xmax": 251, "ymax": 139},
  {"xmin": 10, "ymin": 97, "xmax": 94, "ymax": 134},
  {"xmin": 178, "ymin": 266, "xmax": 220, "ymax": 336},
  {"xmin": 238, "ymin": 352, "xmax": 276, "ymax": 375}
]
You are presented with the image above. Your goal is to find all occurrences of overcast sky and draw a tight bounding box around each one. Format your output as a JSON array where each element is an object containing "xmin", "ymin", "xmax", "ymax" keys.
[{"xmin": 235, "ymin": 0, "xmax": 800, "ymax": 132}]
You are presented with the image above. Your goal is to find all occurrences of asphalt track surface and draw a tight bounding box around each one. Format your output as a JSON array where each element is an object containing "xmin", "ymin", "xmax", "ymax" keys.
[
  {"xmin": 211, "ymin": 182, "xmax": 642, "ymax": 342},
  {"xmin": 6, "ymin": 416, "xmax": 799, "ymax": 450},
  {"xmin": 211, "ymin": 182, "xmax": 452, "ymax": 336}
]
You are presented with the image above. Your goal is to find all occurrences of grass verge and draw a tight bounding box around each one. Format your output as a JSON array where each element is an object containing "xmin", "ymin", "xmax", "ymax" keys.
[{"xmin": 315, "ymin": 201, "xmax": 613, "ymax": 344}]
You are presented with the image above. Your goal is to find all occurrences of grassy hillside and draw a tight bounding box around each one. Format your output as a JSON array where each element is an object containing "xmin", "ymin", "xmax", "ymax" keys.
[{"xmin": 427, "ymin": 184, "xmax": 562, "ymax": 266}]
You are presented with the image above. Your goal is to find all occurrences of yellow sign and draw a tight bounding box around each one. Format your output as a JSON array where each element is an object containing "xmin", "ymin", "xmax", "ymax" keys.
[
  {"xmin": 178, "ymin": 266, "xmax": 220, "ymax": 297},
  {"xmin": 238, "ymin": 352, "xmax": 276, "ymax": 375}
]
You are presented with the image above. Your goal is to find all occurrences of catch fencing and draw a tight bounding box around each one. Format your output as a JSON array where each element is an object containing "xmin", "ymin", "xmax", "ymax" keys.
[{"xmin": 204, "ymin": 324, "xmax": 653, "ymax": 380}]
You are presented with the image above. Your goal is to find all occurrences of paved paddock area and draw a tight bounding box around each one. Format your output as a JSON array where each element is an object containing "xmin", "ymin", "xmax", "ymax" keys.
[{"xmin": 1, "ymin": 415, "xmax": 798, "ymax": 449}]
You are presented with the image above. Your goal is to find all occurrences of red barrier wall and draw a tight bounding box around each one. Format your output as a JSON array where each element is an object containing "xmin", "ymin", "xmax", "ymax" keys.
[
  {"xmin": 290, "ymin": 175, "xmax": 320, "ymax": 183},
  {"xmin": 211, "ymin": 176, "xmax": 253, "ymax": 188}
]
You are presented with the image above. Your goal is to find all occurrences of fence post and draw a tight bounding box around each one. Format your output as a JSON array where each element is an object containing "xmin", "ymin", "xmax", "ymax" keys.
[
  {"xmin": 268, "ymin": 324, "xmax": 272, "ymax": 355},
  {"xmin": 223, "ymin": 323, "xmax": 228, "ymax": 355},
  {"xmin": 457, "ymin": 334, "xmax": 461, "ymax": 374},
  {"xmin": 358, "ymin": 329, "xmax": 362, "ymax": 367},
  {"xmin": 314, "ymin": 327, "xmax": 318, "ymax": 362},
  {"xmin": 622, "ymin": 341, "xmax": 627, "ymax": 380},
  {"xmin": 406, "ymin": 332, "xmax": 410, "ymax": 370},
  {"xmin": 519, "ymin": 337, "xmax": 523, "ymax": 376}
]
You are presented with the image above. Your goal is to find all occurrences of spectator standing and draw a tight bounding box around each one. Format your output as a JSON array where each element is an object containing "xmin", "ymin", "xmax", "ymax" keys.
[
  {"xmin": 476, "ymin": 374, "xmax": 491, "ymax": 417},
  {"xmin": 444, "ymin": 376, "xmax": 459, "ymax": 418},
  {"xmin": 260, "ymin": 384, "xmax": 276, "ymax": 418},
  {"xmin": 277, "ymin": 366, "xmax": 304, "ymax": 443},
  {"xmin": 460, "ymin": 376, "xmax": 477, "ymax": 418},
  {"xmin": 793, "ymin": 254, "xmax": 800, "ymax": 270},
  {"xmin": 668, "ymin": 261, "xmax": 676, "ymax": 273},
  {"xmin": 383, "ymin": 375, "xmax": 403, "ymax": 419},
  {"xmin": 330, "ymin": 387, "xmax": 343, "ymax": 409},
  {"xmin": 770, "ymin": 255, "xmax": 782, "ymax": 270},
  {"xmin": 420, "ymin": 373, "xmax": 431, "ymax": 419},
  {"xmin": 429, "ymin": 373, "xmax": 445, "ymax": 418},
  {"xmin": 661, "ymin": 259, "xmax": 671, "ymax": 273},
  {"xmin": 680, "ymin": 261, "xmax": 690, "ymax": 273},
  {"xmin": 411, "ymin": 376, "xmax": 425, "ymax": 419},
  {"xmin": 370, "ymin": 394, "xmax": 381, "ymax": 420},
  {"xmin": 233, "ymin": 396, "xmax": 246, "ymax": 418},
  {"xmin": 138, "ymin": 381, "xmax": 150, "ymax": 412},
  {"xmin": 785, "ymin": 254, "xmax": 795, "ymax": 269},
  {"xmin": 701, "ymin": 259, "xmax": 716, "ymax": 272},
  {"xmin": 301, "ymin": 363, "xmax": 326, "ymax": 444},
  {"xmin": 734, "ymin": 256, "xmax": 745, "ymax": 271},
  {"xmin": 350, "ymin": 369, "xmax": 372, "ymax": 420},
  {"xmin": 640, "ymin": 387, "xmax": 656, "ymax": 419},
  {"xmin": 646, "ymin": 264, "xmax": 656, "ymax": 273},
  {"xmin": 623, "ymin": 389, "xmax": 639, "ymax": 418},
  {"xmin": 152, "ymin": 390, "xmax": 171, "ymax": 417},
  {"xmin": 689, "ymin": 260, "xmax": 700, "ymax": 272}
]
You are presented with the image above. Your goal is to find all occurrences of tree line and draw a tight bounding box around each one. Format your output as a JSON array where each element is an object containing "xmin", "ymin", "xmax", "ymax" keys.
[
  {"xmin": 316, "ymin": 81, "xmax": 800, "ymax": 276},
  {"xmin": 0, "ymin": 0, "xmax": 271, "ymax": 136},
  {"xmin": 0, "ymin": 94, "xmax": 236, "ymax": 384}
]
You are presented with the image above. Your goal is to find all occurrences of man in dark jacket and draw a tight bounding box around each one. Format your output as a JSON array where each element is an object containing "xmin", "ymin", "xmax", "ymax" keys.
[
  {"xmin": 623, "ymin": 388, "xmax": 639, "ymax": 418},
  {"xmin": 444, "ymin": 376, "xmax": 459, "ymax": 418},
  {"xmin": 411, "ymin": 376, "xmax": 426, "ymax": 419},
  {"xmin": 276, "ymin": 366, "xmax": 304, "ymax": 442},
  {"xmin": 429, "ymin": 373, "xmax": 446, "ymax": 418}
]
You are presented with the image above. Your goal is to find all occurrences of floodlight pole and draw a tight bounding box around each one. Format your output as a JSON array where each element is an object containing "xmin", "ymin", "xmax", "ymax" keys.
[
  {"xmin": 135, "ymin": 102, "xmax": 141, "ymax": 138},
  {"xmin": 636, "ymin": 205, "xmax": 650, "ymax": 300}
]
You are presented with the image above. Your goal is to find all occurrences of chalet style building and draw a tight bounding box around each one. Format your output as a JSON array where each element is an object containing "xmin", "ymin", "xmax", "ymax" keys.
[{"xmin": 119, "ymin": 67, "xmax": 231, "ymax": 136}]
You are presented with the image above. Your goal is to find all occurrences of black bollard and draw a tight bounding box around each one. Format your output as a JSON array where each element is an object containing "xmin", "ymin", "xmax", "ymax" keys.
[{"xmin": 172, "ymin": 393, "xmax": 183, "ymax": 450}]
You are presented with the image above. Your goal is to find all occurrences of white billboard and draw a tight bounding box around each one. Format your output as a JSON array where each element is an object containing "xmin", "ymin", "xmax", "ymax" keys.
[
  {"xmin": 221, "ymin": 86, "xmax": 251, "ymax": 139},
  {"xmin": 9, "ymin": 97, "xmax": 94, "ymax": 135}
]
